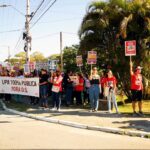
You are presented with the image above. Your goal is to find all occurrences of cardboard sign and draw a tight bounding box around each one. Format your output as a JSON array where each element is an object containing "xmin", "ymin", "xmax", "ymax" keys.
[
  {"xmin": 125, "ymin": 40, "xmax": 136, "ymax": 56},
  {"xmin": 36, "ymin": 62, "xmax": 48, "ymax": 70},
  {"xmin": 87, "ymin": 51, "xmax": 97, "ymax": 64},
  {"xmin": 76, "ymin": 55, "xmax": 83, "ymax": 66},
  {"xmin": 24, "ymin": 64, "xmax": 30, "ymax": 74},
  {"xmin": 29, "ymin": 62, "xmax": 36, "ymax": 72}
]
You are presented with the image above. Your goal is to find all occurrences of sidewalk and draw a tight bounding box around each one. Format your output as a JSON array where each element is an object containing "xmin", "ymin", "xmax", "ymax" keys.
[
  {"xmin": 1, "ymin": 99, "xmax": 150, "ymax": 138},
  {"xmin": 26, "ymin": 107, "xmax": 150, "ymax": 132}
]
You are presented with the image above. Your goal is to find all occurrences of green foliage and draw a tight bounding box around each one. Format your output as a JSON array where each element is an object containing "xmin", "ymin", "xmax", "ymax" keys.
[
  {"xmin": 30, "ymin": 51, "xmax": 46, "ymax": 62},
  {"xmin": 63, "ymin": 45, "xmax": 80, "ymax": 72},
  {"xmin": 79, "ymin": 0, "xmax": 150, "ymax": 99}
]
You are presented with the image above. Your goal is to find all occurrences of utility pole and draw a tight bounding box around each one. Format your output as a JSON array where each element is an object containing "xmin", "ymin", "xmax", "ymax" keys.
[
  {"xmin": 8, "ymin": 46, "xmax": 10, "ymax": 63},
  {"xmin": 60, "ymin": 32, "xmax": 63, "ymax": 71},
  {"xmin": 24, "ymin": 0, "xmax": 31, "ymax": 64}
]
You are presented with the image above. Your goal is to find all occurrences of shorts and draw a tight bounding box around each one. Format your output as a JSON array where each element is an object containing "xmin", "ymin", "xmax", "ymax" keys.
[{"xmin": 131, "ymin": 90, "xmax": 142, "ymax": 102}]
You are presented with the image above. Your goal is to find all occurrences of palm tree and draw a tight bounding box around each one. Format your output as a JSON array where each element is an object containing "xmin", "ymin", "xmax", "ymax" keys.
[{"xmin": 79, "ymin": 0, "xmax": 150, "ymax": 99}]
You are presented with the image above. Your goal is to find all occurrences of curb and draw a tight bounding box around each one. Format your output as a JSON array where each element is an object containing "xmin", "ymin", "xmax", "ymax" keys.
[{"xmin": 1, "ymin": 100, "xmax": 150, "ymax": 139}]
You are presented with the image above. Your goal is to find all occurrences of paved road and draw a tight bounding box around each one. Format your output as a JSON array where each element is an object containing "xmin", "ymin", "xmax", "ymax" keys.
[{"xmin": 0, "ymin": 111, "xmax": 150, "ymax": 149}]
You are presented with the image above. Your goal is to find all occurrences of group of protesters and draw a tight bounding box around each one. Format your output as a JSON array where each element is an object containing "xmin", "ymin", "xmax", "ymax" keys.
[{"xmin": 0, "ymin": 60, "xmax": 144, "ymax": 116}]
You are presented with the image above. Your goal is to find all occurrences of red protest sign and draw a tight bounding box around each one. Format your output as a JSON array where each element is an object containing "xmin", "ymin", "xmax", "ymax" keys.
[
  {"xmin": 125, "ymin": 40, "xmax": 136, "ymax": 56},
  {"xmin": 87, "ymin": 51, "xmax": 97, "ymax": 64}
]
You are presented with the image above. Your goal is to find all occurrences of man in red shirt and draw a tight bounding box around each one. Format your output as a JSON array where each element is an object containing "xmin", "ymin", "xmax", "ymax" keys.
[{"xmin": 130, "ymin": 61, "xmax": 143, "ymax": 116}]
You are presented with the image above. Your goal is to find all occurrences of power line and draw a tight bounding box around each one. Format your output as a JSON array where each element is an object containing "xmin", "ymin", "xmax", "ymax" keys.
[
  {"xmin": 0, "ymin": 29, "xmax": 22, "ymax": 34},
  {"xmin": 30, "ymin": 0, "xmax": 57, "ymax": 29},
  {"xmin": 13, "ymin": 32, "xmax": 23, "ymax": 51},
  {"xmin": 29, "ymin": 0, "xmax": 45, "ymax": 22},
  {"xmin": 33, "ymin": 32, "xmax": 59, "ymax": 40}
]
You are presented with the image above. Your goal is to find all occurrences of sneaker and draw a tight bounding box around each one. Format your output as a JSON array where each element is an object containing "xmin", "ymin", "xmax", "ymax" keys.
[
  {"xmin": 116, "ymin": 111, "xmax": 121, "ymax": 114},
  {"xmin": 138, "ymin": 111, "xmax": 144, "ymax": 117},
  {"xmin": 44, "ymin": 107, "xmax": 49, "ymax": 110},
  {"xmin": 89, "ymin": 109, "xmax": 93, "ymax": 112},
  {"xmin": 107, "ymin": 110, "xmax": 111, "ymax": 114},
  {"xmin": 93, "ymin": 109, "xmax": 98, "ymax": 112},
  {"xmin": 57, "ymin": 108, "xmax": 60, "ymax": 112},
  {"xmin": 50, "ymin": 107, "xmax": 56, "ymax": 111},
  {"xmin": 132, "ymin": 111, "xmax": 138, "ymax": 117}
]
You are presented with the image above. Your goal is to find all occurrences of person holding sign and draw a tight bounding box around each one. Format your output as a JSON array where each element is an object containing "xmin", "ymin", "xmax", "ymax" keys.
[
  {"xmin": 130, "ymin": 61, "xmax": 143, "ymax": 116},
  {"xmin": 89, "ymin": 67, "xmax": 100, "ymax": 112}
]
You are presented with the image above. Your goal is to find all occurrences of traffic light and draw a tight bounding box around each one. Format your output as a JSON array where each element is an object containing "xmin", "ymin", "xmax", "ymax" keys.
[{"xmin": 23, "ymin": 32, "xmax": 27, "ymax": 40}]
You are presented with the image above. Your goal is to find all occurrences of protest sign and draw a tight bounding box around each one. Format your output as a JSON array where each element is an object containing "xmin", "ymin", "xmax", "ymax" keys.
[
  {"xmin": 29, "ymin": 62, "xmax": 36, "ymax": 72},
  {"xmin": 0, "ymin": 77, "xmax": 39, "ymax": 97},
  {"xmin": 24, "ymin": 64, "xmax": 30, "ymax": 74},
  {"xmin": 36, "ymin": 62, "xmax": 49, "ymax": 70},
  {"xmin": 76, "ymin": 55, "xmax": 83, "ymax": 67},
  {"xmin": 125, "ymin": 40, "xmax": 136, "ymax": 56},
  {"xmin": 87, "ymin": 51, "xmax": 97, "ymax": 64}
]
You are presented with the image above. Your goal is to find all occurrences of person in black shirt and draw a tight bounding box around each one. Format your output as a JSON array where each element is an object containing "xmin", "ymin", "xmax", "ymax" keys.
[
  {"xmin": 39, "ymin": 69, "xmax": 49, "ymax": 108},
  {"xmin": 63, "ymin": 70, "xmax": 73, "ymax": 106}
]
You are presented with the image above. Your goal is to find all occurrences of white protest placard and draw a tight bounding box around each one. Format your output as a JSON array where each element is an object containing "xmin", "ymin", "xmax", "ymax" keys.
[
  {"xmin": 24, "ymin": 64, "xmax": 30, "ymax": 74},
  {"xmin": 0, "ymin": 77, "xmax": 39, "ymax": 97}
]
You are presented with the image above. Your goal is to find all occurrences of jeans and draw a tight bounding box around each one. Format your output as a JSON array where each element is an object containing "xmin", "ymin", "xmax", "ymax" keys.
[
  {"xmin": 107, "ymin": 91, "xmax": 118, "ymax": 112},
  {"xmin": 52, "ymin": 92, "xmax": 61, "ymax": 109},
  {"xmin": 75, "ymin": 91, "xmax": 82, "ymax": 105},
  {"xmin": 89, "ymin": 84, "xmax": 99, "ymax": 110},
  {"xmin": 40, "ymin": 85, "xmax": 48, "ymax": 106},
  {"xmin": 65, "ymin": 87, "xmax": 73, "ymax": 105}
]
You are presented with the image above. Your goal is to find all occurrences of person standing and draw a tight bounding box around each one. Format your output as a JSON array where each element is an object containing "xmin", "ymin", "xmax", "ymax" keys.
[
  {"xmin": 63, "ymin": 70, "xmax": 73, "ymax": 106},
  {"xmin": 104, "ymin": 69, "xmax": 119, "ymax": 114},
  {"xmin": 39, "ymin": 69, "xmax": 49, "ymax": 109},
  {"xmin": 83, "ymin": 73, "xmax": 90, "ymax": 105},
  {"xmin": 51, "ymin": 70, "xmax": 63, "ymax": 111},
  {"xmin": 89, "ymin": 67, "xmax": 100, "ymax": 112},
  {"xmin": 130, "ymin": 61, "xmax": 143, "ymax": 116},
  {"xmin": 74, "ymin": 73, "xmax": 84, "ymax": 106}
]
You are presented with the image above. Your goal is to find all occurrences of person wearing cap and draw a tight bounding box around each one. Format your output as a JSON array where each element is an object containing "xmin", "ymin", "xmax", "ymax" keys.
[{"xmin": 130, "ymin": 61, "xmax": 143, "ymax": 116}]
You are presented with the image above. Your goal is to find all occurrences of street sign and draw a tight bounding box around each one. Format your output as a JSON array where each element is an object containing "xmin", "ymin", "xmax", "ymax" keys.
[
  {"xmin": 87, "ymin": 51, "xmax": 97, "ymax": 64},
  {"xmin": 125, "ymin": 40, "xmax": 136, "ymax": 56}
]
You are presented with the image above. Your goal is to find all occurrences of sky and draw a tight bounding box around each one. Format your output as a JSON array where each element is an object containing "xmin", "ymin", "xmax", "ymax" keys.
[{"xmin": 0, "ymin": 0, "xmax": 93, "ymax": 61}]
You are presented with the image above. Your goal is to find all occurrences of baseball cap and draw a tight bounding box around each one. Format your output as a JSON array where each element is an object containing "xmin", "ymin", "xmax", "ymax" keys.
[{"xmin": 136, "ymin": 66, "xmax": 142, "ymax": 70}]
